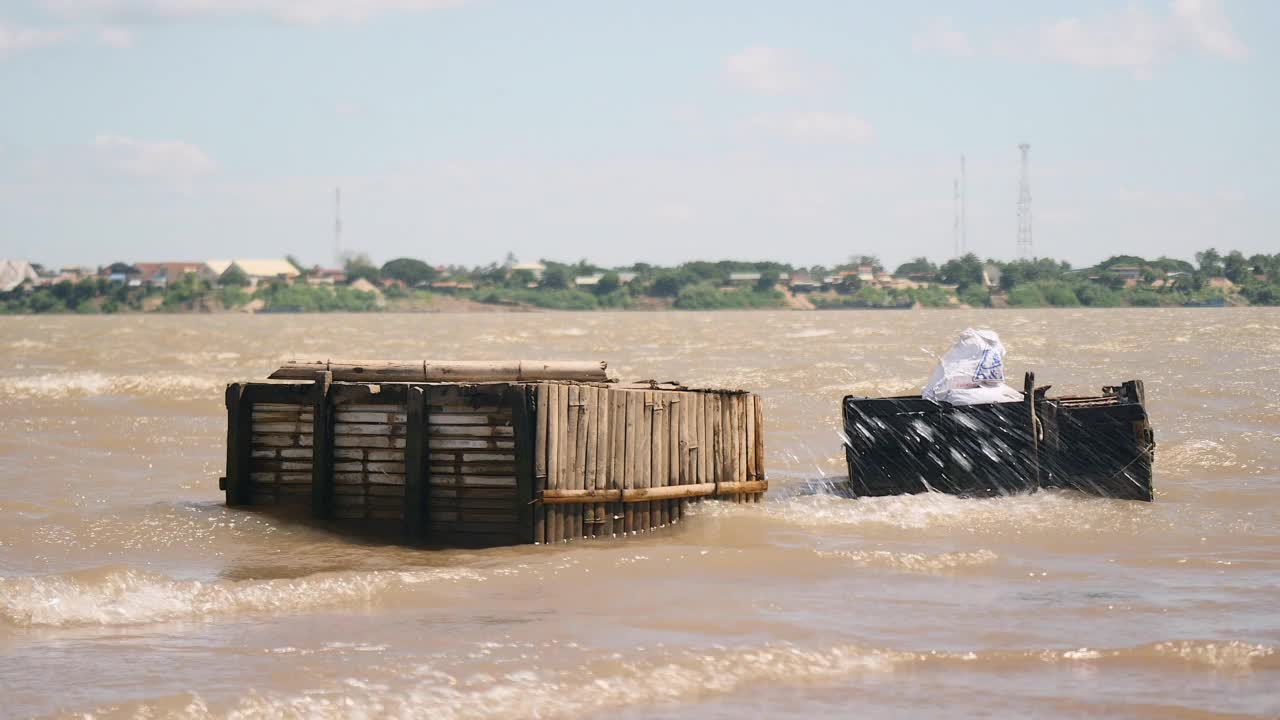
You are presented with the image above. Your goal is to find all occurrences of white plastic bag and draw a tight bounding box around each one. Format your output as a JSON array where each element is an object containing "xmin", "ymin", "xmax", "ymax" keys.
[{"xmin": 922, "ymin": 328, "xmax": 1023, "ymax": 405}]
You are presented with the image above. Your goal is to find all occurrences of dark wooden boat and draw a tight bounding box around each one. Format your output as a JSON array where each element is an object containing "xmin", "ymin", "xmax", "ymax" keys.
[{"xmin": 841, "ymin": 374, "xmax": 1154, "ymax": 501}]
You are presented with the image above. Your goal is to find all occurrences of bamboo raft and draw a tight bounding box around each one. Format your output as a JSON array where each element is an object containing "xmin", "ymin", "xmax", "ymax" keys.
[
  {"xmin": 841, "ymin": 374, "xmax": 1155, "ymax": 502},
  {"xmin": 221, "ymin": 360, "xmax": 767, "ymax": 546}
]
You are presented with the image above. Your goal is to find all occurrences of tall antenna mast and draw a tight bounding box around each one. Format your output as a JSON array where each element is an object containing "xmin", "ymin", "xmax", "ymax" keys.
[
  {"xmin": 952, "ymin": 178, "xmax": 960, "ymax": 257},
  {"xmin": 334, "ymin": 187, "xmax": 343, "ymax": 266},
  {"xmin": 960, "ymin": 154, "xmax": 967, "ymax": 255},
  {"xmin": 1017, "ymin": 143, "xmax": 1033, "ymax": 258}
]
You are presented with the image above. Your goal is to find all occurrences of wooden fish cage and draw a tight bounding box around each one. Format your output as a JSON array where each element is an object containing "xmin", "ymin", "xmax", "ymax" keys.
[
  {"xmin": 841, "ymin": 374, "xmax": 1155, "ymax": 502},
  {"xmin": 221, "ymin": 360, "xmax": 767, "ymax": 546}
]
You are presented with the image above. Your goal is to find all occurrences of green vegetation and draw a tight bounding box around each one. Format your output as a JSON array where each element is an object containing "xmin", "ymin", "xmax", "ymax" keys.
[
  {"xmin": 674, "ymin": 283, "xmax": 784, "ymax": 310},
  {"xmin": 3, "ymin": 248, "xmax": 1278, "ymax": 313}
]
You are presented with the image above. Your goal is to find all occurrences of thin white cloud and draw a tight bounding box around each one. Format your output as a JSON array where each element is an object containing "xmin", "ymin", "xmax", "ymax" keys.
[
  {"xmin": 92, "ymin": 134, "xmax": 215, "ymax": 179},
  {"xmin": 0, "ymin": 20, "xmax": 67, "ymax": 59},
  {"xmin": 750, "ymin": 112, "xmax": 874, "ymax": 145},
  {"xmin": 725, "ymin": 45, "xmax": 831, "ymax": 95},
  {"xmin": 44, "ymin": 0, "xmax": 465, "ymax": 24},
  {"xmin": 911, "ymin": 17, "xmax": 971, "ymax": 57},
  {"xmin": 335, "ymin": 102, "xmax": 359, "ymax": 116},
  {"xmin": 1173, "ymin": 0, "xmax": 1247, "ymax": 60},
  {"xmin": 97, "ymin": 25, "xmax": 135, "ymax": 48},
  {"xmin": 919, "ymin": 0, "xmax": 1247, "ymax": 78},
  {"xmin": 1037, "ymin": 6, "xmax": 1168, "ymax": 77}
]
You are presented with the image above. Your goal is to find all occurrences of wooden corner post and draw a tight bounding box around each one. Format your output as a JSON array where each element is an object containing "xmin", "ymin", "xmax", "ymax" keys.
[
  {"xmin": 224, "ymin": 382, "xmax": 252, "ymax": 506},
  {"xmin": 404, "ymin": 385, "xmax": 429, "ymax": 544},
  {"xmin": 511, "ymin": 384, "xmax": 538, "ymax": 544},
  {"xmin": 311, "ymin": 371, "xmax": 334, "ymax": 519}
]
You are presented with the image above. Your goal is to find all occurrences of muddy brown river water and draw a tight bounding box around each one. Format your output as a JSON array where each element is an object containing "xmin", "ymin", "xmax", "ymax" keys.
[{"xmin": 1, "ymin": 310, "xmax": 1277, "ymax": 718}]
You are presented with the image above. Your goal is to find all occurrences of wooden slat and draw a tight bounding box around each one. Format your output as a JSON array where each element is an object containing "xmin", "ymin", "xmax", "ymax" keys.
[{"xmin": 335, "ymin": 436, "xmax": 406, "ymax": 449}]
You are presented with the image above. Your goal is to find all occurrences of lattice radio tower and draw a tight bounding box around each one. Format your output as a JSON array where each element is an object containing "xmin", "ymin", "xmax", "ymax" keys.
[
  {"xmin": 334, "ymin": 187, "xmax": 343, "ymax": 266},
  {"xmin": 953, "ymin": 177, "xmax": 960, "ymax": 257},
  {"xmin": 953, "ymin": 154, "xmax": 967, "ymax": 257},
  {"xmin": 1016, "ymin": 143, "xmax": 1033, "ymax": 258}
]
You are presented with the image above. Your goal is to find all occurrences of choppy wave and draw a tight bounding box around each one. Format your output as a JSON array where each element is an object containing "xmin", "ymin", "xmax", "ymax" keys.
[
  {"xmin": 813, "ymin": 548, "xmax": 998, "ymax": 572},
  {"xmin": 0, "ymin": 565, "xmax": 489, "ymax": 627},
  {"xmin": 0, "ymin": 371, "xmax": 218, "ymax": 400},
  {"xmin": 99, "ymin": 639, "xmax": 1278, "ymax": 719},
  {"xmin": 698, "ymin": 490, "xmax": 1155, "ymax": 535}
]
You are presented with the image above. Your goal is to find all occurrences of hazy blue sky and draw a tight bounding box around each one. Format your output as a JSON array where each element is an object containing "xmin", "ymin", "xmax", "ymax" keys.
[{"xmin": 0, "ymin": 0, "xmax": 1274, "ymax": 270}]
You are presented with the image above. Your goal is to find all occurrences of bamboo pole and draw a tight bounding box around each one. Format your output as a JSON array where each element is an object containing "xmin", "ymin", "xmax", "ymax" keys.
[
  {"xmin": 548, "ymin": 384, "xmax": 563, "ymax": 543},
  {"xmin": 669, "ymin": 393, "xmax": 680, "ymax": 523},
  {"xmin": 539, "ymin": 481, "xmax": 767, "ymax": 503},
  {"xmin": 640, "ymin": 390, "xmax": 653, "ymax": 531},
  {"xmin": 270, "ymin": 360, "xmax": 613, "ymax": 384},
  {"xmin": 744, "ymin": 394, "xmax": 756, "ymax": 502},
  {"xmin": 713, "ymin": 393, "xmax": 724, "ymax": 499},
  {"xmin": 652, "ymin": 392, "xmax": 667, "ymax": 528},
  {"xmin": 623, "ymin": 390, "xmax": 638, "ymax": 535},
  {"xmin": 582, "ymin": 385, "xmax": 597, "ymax": 539},
  {"xmin": 702, "ymin": 392, "xmax": 712, "ymax": 503},
  {"xmin": 566, "ymin": 384, "xmax": 580, "ymax": 540},
  {"xmin": 686, "ymin": 389, "xmax": 696, "ymax": 512},
  {"xmin": 737, "ymin": 395, "xmax": 748, "ymax": 503},
  {"xmin": 593, "ymin": 386, "xmax": 609, "ymax": 537},
  {"xmin": 747, "ymin": 389, "xmax": 757, "ymax": 502},
  {"xmin": 610, "ymin": 388, "xmax": 625, "ymax": 536}
]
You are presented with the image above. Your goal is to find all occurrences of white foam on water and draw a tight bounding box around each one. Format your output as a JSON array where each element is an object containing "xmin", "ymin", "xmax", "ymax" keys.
[
  {"xmin": 98, "ymin": 639, "xmax": 1278, "ymax": 719},
  {"xmin": 0, "ymin": 565, "xmax": 488, "ymax": 627},
  {"xmin": 0, "ymin": 371, "xmax": 217, "ymax": 400},
  {"xmin": 706, "ymin": 490, "xmax": 1152, "ymax": 535},
  {"xmin": 813, "ymin": 548, "xmax": 999, "ymax": 573},
  {"xmin": 785, "ymin": 328, "xmax": 835, "ymax": 339}
]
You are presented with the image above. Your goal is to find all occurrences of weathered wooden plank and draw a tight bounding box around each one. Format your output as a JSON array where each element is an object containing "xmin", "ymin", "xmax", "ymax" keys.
[
  {"xmin": 272, "ymin": 360, "xmax": 610, "ymax": 383},
  {"xmin": 429, "ymin": 425, "xmax": 514, "ymax": 437},
  {"xmin": 242, "ymin": 382, "xmax": 315, "ymax": 406},
  {"xmin": 334, "ymin": 411, "xmax": 406, "ymax": 424},
  {"xmin": 335, "ymin": 436, "xmax": 406, "ymax": 449},
  {"xmin": 335, "ymin": 422, "xmax": 406, "ymax": 436},
  {"xmin": 427, "ymin": 438, "xmax": 512, "ymax": 450},
  {"xmin": 404, "ymin": 386, "xmax": 428, "ymax": 543},
  {"xmin": 431, "ymin": 414, "xmax": 493, "ymax": 426},
  {"xmin": 329, "ymin": 383, "xmax": 409, "ymax": 406}
]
